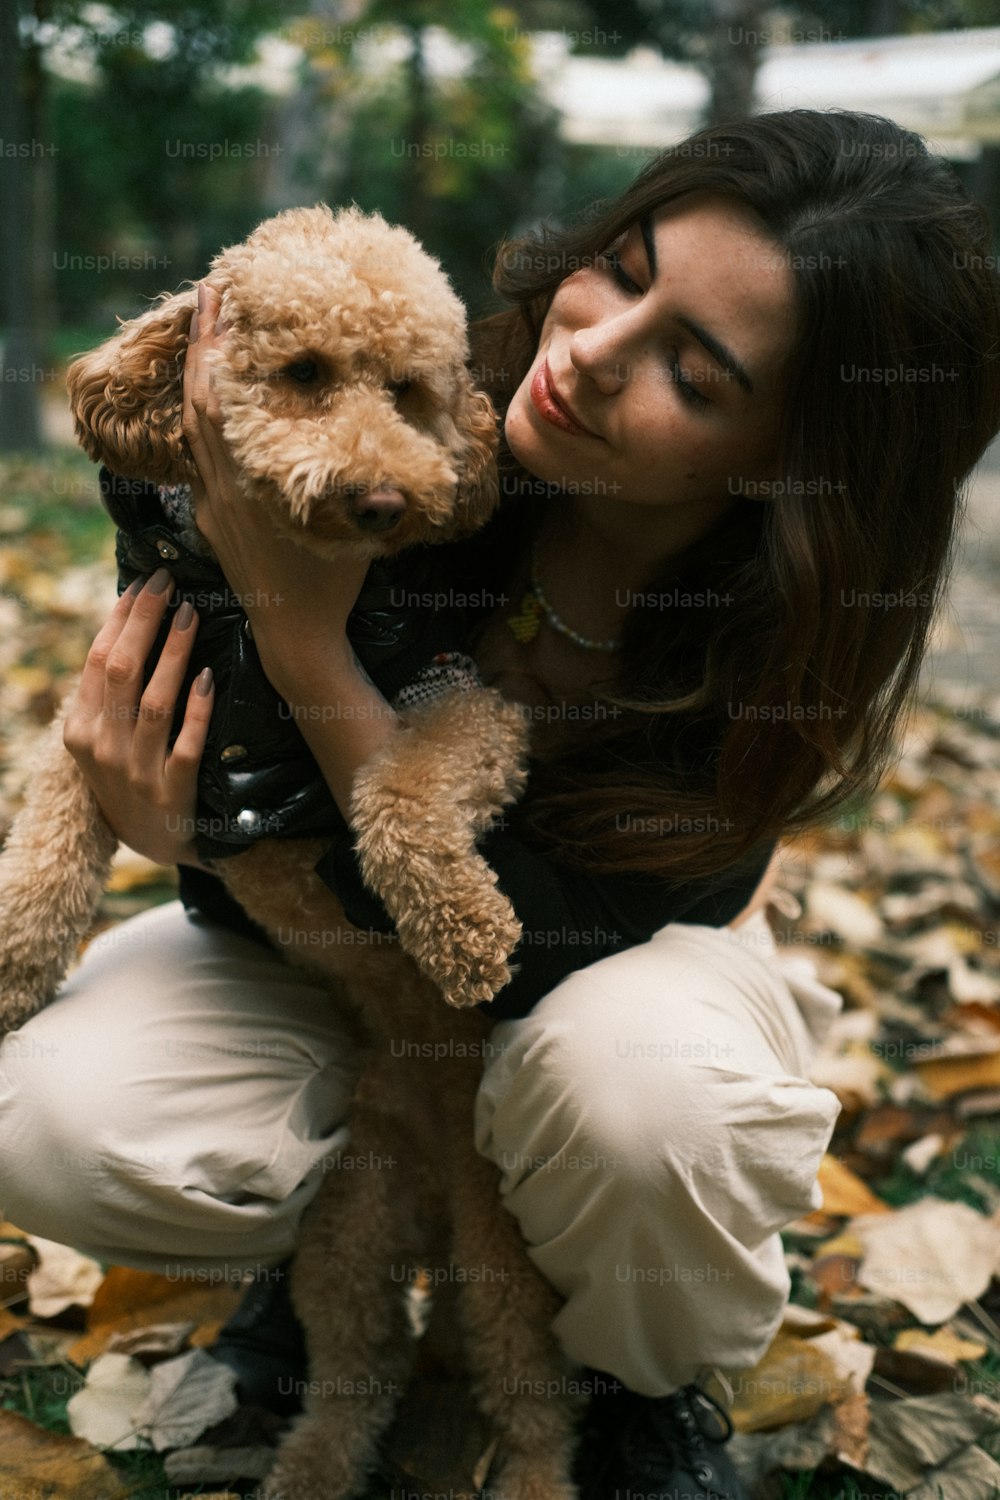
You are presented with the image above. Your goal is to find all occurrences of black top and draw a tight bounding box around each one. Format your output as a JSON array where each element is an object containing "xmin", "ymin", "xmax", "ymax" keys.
[{"xmin": 164, "ymin": 484, "xmax": 776, "ymax": 1023}]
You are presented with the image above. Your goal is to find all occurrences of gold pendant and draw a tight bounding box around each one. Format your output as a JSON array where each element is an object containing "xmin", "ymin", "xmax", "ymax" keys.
[{"xmin": 506, "ymin": 592, "xmax": 543, "ymax": 644}]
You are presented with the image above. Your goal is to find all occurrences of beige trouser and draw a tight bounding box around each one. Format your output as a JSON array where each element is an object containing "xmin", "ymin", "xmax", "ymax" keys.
[{"xmin": 0, "ymin": 901, "xmax": 842, "ymax": 1396}]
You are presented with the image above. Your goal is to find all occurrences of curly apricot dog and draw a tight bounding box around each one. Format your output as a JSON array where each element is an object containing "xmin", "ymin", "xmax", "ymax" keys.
[{"xmin": 0, "ymin": 206, "xmax": 582, "ymax": 1499}]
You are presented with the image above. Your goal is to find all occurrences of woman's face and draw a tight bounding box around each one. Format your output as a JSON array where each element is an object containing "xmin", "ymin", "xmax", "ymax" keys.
[{"xmin": 504, "ymin": 193, "xmax": 800, "ymax": 508}]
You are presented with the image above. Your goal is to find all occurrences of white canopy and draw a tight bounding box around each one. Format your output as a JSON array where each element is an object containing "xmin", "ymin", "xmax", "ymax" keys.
[{"xmin": 540, "ymin": 27, "xmax": 1000, "ymax": 158}]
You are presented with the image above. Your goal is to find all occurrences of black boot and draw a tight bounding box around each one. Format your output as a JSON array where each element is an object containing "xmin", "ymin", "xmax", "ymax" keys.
[
  {"xmin": 574, "ymin": 1372, "xmax": 749, "ymax": 1500},
  {"xmin": 207, "ymin": 1259, "xmax": 309, "ymax": 1417}
]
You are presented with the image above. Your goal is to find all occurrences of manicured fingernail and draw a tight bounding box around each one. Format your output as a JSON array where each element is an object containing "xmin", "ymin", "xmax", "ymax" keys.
[
  {"xmin": 198, "ymin": 282, "xmax": 206, "ymax": 313},
  {"xmin": 173, "ymin": 600, "xmax": 194, "ymax": 630},
  {"xmin": 196, "ymin": 667, "xmax": 214, "ymax": 695},
  {"xmin": 124, "ymin": 577, "xmax": 144, "ymax": 598},
  {"xmin": 147, "ymin": 567, "xmax": 172, "ymax": 594},
  {"xmin": 189, "ymin": 309, "xmax": 199, "ymax": 341}
]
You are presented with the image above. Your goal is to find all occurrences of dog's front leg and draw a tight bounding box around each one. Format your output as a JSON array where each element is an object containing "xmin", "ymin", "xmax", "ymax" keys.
[
  {"xmin": 0, "ymin": 707, "xmax": 118, "ymax": 1037},
  {"xmin": 350, "ymin": 689, "xmax": 530, "ymax": 1007}
]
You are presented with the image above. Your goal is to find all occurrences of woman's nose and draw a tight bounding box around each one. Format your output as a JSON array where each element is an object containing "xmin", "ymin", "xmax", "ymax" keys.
[{"xmin": 568, "ymin": 321, "xmax": 632, "ymax": 395}]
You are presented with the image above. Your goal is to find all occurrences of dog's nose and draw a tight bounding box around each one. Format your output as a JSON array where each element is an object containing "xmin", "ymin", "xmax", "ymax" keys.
[{"xmin": 350, "ymin": 486, "xmax": 406, "ymax": 533}]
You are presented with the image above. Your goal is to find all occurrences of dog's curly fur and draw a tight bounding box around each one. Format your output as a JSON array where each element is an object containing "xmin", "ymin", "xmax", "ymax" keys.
[{"xmin": 0, "ymin": 206, "xmax": 583, "ymax": 1499}]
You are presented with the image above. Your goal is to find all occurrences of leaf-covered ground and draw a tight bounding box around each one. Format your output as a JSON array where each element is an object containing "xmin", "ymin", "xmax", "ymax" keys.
[{"xmin": 2, "ymin": 449, "xmax": 1000, "ymax": 1499}]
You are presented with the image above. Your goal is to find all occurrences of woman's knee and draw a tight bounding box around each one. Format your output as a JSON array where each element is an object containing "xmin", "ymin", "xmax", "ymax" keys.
[
  {"xmin": 476, "ymin": 931, "xmax": 840, "ymax": 1227},
  {"xmin": 0, "ymin": 1009, "xmax": 126, "ymax": 1236}
]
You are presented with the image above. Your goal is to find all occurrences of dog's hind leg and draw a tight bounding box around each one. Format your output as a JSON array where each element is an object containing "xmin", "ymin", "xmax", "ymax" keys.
[
  {"xmin": 446, "ymin": 1108, "xmax": 583, "ymax": 1500},
  {"xmin": 263, "ymin": 1083, "xmax": 424, "ymax": 1500},
  {"xmin": 0, "ymin": 706, "xmax": 117, "ymax": 1038}
]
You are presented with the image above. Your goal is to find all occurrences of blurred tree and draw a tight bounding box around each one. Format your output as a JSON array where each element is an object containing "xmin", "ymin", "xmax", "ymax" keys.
[
  {"xmin": 0, "ymin": 0, "xmax": 44, "ymax": 449},
  {"xmin": 5, "ymin": 1, "xmax": 290, "ymax": 381},
  {"xmin": 283, "ymin": 1, "xmax": 562, "ymax": 309}
]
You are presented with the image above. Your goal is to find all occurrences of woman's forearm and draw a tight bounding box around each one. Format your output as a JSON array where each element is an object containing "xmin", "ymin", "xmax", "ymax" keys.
[{"xmin": 257, "ymin": 630, "xmax": 400, "ymax": 818}]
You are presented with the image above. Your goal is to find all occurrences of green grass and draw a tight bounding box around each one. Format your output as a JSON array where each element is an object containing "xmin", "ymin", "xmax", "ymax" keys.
[
  {"xmin": 0, "ymin": 449, "xmax": 110, "ymax": 564},
  {"xmin": 874, "ymin": 1123, "xmax": 1000, "ymax": 1214}
]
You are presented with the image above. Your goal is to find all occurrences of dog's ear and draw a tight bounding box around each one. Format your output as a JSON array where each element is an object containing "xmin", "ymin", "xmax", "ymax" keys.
[
  {"xmin": 451, "ymin": 382, "xmax": 499, "ymax": 534},
  {"xmin": 66, "ymin": 288, "xmax": 199, "ymax": 484}
]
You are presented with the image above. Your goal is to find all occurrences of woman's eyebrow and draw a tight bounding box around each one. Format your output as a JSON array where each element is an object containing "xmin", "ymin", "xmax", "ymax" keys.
[{"xmin": 638, "ymin": 213, "xmax": 754, "ymax": 396}]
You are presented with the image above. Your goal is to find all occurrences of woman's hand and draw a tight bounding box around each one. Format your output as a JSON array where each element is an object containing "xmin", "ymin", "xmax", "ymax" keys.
[
  {"xmin": 63, "ymin": 571, "xmax": 215, "ymax": 867},
  {"xmin": 182, "ymin": 283, "xmax": 371, "ymax": 692}
]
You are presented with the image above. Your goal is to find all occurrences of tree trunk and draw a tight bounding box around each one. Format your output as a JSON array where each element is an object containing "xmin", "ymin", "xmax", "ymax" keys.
[
  {"xmin": 701, "ymin": 0, "xmax": 766, "ymax": 128},
  {"xmin": 0, "ymin": 0, "xmax": 43, "ymax": 451}
]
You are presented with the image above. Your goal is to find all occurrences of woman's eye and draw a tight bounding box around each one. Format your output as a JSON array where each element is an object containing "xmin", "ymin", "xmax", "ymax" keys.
[
  {"xmin": 600, "ymin": 250, "xmax": 643, "ymax": 296},
  {"xmin": 284, "ymin": 359, "xmax": 319, "ymax": 383},
  {"xmin": 670, "ymin": 359, "xmax": 710, "ymax": 411}
]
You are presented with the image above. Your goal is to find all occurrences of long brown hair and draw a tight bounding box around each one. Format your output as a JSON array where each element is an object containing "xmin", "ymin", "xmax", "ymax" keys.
[{"xmin": 468, "ymin": 109, "xmax": 1000, "ymax": 879}]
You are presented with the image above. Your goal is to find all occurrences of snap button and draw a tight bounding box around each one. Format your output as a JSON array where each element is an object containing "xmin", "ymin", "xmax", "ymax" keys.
[
  {"xmin": 235, "ymin": 808, "xmax": 263, "ymax": 836},
  {"xmin": 220, "ymin": 744, "xmax": 248, "ymax": 763},
  {"xmin": 156, "ymin": 539, "xmax": 180, "ymax": 561}
]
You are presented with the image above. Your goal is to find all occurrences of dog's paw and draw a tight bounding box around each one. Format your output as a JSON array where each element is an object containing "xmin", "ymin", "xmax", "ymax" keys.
[{"xmin": 408, "ymin": 889, "xmax": 522, "ymax": 1008}]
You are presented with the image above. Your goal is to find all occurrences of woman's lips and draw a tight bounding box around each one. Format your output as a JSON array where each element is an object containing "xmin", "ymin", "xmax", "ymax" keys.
[{"xmin": 529, "ymin": 361, "xmax": 598, "ymax": 437}]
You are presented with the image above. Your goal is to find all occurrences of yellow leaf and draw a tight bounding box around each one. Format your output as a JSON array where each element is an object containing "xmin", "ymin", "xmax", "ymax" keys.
[
  {"xmin": 915, "ymin": 1050, "xmax": 1000, "ymax": 1100},
  {"xmin": 818, "ymin": 1155, "xmax": 891, "ymax": 1217},
  {"xmin": 727, "ymin": 1331, "xmax": 850, "ymax": 1432},
  {"xmin": 894, "ymin": 1327, "xmax": 989, "ymax": 1364}
]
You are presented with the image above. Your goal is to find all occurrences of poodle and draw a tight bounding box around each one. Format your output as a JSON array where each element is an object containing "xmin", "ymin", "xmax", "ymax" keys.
[{"xmin": 0, "ymin": 205, "xmax": 583, "ymax": 1500}]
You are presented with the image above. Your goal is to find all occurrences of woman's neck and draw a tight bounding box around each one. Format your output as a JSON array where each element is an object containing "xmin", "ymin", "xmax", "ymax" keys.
[{"xmin": 531, "ymin": 491, "xmax": 740, "ymax": 637}]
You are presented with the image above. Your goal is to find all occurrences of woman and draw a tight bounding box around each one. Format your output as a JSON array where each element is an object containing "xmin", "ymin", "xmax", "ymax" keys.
[{"xmin": 2, "ymin": 109, "xmax": 998, "ymax": 1500}]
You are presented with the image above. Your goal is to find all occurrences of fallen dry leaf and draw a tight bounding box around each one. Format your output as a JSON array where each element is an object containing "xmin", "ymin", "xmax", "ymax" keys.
[
  {"xmin": 0, "ymin": 1409, "xmax": 131, "ymax": 1498},
  {"xmin": 727, "ymin": 1330, "xmax": 858, "ymax": 1433},
  {"xmin": 68, "ymin": 1265, "xmax": 243, "ymax": 1364},
  {"xmin": 895, "ymin": 1327, "xmax": 990, "ymax": 1365},
  {"xmin": 817, "ymin": 1154, "xmax": 891, "ymax": 1217},
  {"xmin": 164, "ymin": 1446, "xmax": 275, "ymax": 1485},
  {"xmin": 26, "ymin": 1238, "xmax": 103, "ymax": 1318},
  {"xmin": 66, "ymin": 1352, "xmax": 153, "ymax": 1452},
  {"xmin": 916, "ymin": 1049, "xmax": 1000, "ymax": 1100},
  {"xmin": 861, "ymin": 1390, "xmax": 1000, "ymax": 1493},
  {"xmin": 853, "ymin": 1197, "xmax": 1000, "ymax": 1323},
  {"xmin": 131, "ymin": 1349, "xmax": 239, "ymax": 1452},
  {"xmin": 103, "ymin": 1320, "xmax": 197, "ymax": 1363}
]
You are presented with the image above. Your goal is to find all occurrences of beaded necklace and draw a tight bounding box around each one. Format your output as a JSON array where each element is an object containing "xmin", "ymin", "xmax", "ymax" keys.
[{"xmin": 506, "ymin": 540, "xmax": 620, "ymax": 654}]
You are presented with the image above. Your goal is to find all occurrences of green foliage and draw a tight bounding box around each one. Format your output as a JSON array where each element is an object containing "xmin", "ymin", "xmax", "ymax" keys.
[{"xmin": 287, "ymin": 3, "xmax": 563, "ymax": 306}]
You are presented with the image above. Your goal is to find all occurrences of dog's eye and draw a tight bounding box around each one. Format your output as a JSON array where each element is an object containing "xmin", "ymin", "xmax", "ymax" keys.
[
  {"xmin": 387, "ymin": 379, "xmax": 413, "ymax": 400},
  {"xmin": 284, "ymin": 360, "xmax": 320, "ymax": 383}
]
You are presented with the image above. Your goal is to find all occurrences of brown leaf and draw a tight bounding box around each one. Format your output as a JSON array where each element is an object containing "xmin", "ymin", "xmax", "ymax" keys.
[
  {"xmin": 811, "ymin": 1253, "xmax": 863, "ymax": 1306},
  {"xmin": 0, "ymin": 1409, "xmax": 131, "ymax": 1499},
  {"xmin": 68, "ymin": 1266, "xmax": 243, "ymax": 1365},
  {"xmin": 873, "ymin": 1345, "xmax": 965, "ymax": 1396},
  {"xmin": 830, "ymin": 1389, "xmax": 870, "ymax": 1469},
  {"xmin": 916, "ymin": 1050, "xmax": 1000, "ymax": 1100}
]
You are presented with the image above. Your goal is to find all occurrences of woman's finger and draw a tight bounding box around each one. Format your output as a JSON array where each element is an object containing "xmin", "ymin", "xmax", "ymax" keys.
[
  {"xmin": 71, "ymin": 579, "xmax": 145, "ymax": 722},
  {"xmin": 130, "ymin": 599, "xmax": 202, "ymax": 760},
  {"xmin": 182, "ymin": 283, "xmax": 227, "ymax": 490},
  {"xmin": 99, "ymin": 569, "xmax": 175, "ymax": 744},
  {"xmin": 166, "ymin": 668, "xmax": 215, "ymax": 822}
]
